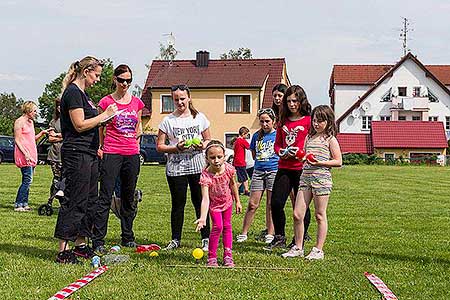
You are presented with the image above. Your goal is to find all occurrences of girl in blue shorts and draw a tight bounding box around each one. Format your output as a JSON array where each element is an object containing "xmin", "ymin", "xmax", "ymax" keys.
[
  {"xmin": 236, "ymin": 108, "xmax": 279, "ymax": 244},
  {"xmin": 282, "ymin": 105, "xmax": 342, "ymax": 260}
]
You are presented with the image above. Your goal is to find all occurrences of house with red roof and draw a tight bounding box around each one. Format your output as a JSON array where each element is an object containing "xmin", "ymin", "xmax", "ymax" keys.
[
  {"xmin": 330, "ymin": 53, "xmax": 449, "ymax": 162},
  {"xmin": 141, "ymin": 51, "xmax": 290, "ymax": 147}
]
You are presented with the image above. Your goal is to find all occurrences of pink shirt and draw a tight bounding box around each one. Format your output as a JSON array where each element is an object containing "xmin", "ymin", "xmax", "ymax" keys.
[
  {"xmin": 14, "ymin": 120, "xmax": 37, "ymax": 167},
  {"xmin": 199, "ymin": 162, "xmax": 236, "ymax": 212},
  {"xmin": 99, "ymin": 95, "xmax": 144, "ymax": 155}
]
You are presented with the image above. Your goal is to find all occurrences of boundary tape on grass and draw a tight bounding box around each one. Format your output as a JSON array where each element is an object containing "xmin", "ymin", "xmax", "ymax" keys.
[
  {"xmin": 364, "ymin": 272, "xmax": 398, "ymax": 300},
  {"xmin": 166, "ymin": 264, "xmax": 296, "ymax": 271},
  {"xmin": 48, "ymin": 265, "xmax": 108, "ymax": 300}
]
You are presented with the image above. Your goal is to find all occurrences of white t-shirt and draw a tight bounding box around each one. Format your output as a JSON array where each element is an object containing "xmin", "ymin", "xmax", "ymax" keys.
[{"xmin": 159, "ymin": 112, "xmax": 210, "ymax": 176}]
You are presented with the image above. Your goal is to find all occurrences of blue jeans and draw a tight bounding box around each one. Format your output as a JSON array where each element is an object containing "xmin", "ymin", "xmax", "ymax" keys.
[{"xmin": 15, "ymin": 166, "xmax": 33, "ymax": 207}]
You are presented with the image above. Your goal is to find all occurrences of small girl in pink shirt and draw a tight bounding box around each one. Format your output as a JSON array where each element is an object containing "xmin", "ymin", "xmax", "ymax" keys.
[{"xmin": 196, "ymin": 140, "xmax": 242, "ymax": 267}]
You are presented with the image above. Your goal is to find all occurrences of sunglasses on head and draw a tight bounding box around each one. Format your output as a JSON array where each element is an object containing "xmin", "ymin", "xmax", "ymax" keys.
[
  {"xmin": 257, "ymin": 108, "xmax": 275, "ymax": 117},
  {"xmin": 171, "ymin": 84, "xmax": 189, "ymax": 92},
  {"xmin": 116, "ymin": 77, "xmax": 132, "ymax": 84}
]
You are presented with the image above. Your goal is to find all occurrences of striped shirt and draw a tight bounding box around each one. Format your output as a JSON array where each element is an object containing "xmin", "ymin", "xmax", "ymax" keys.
[{"xmin": 302, "ymin": 134, "xmax": 334, "ymax": 176}]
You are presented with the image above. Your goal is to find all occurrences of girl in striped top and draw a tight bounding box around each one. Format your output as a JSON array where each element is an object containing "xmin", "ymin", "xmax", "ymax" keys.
[{"xmin": 282, "ymin": 105, "xmax": 342, "ymax": 260}]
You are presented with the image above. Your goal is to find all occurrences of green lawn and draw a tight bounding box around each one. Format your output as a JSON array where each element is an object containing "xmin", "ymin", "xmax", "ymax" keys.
[{"xmin": 0, "ymin": 164, "xmax": 449, "ymax": 299}]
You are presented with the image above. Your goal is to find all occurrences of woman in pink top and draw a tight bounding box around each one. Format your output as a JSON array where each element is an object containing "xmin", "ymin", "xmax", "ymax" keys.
[
  {"xmin": 196, "ymin": 140, "xmax": 242, "ymax": 267},
  {"xmin": 13, "ymin": 101, "xmax": 48, "ymax": 211},
  {"xmin": 92, "ymin": 64, "xmax": 144, "ymax": 252}
]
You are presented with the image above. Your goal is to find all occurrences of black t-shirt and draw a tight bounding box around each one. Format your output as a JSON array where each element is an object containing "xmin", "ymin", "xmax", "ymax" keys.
[{"xmin": 60, "ymin": 83, "xmax": 99, "ymax": 156}]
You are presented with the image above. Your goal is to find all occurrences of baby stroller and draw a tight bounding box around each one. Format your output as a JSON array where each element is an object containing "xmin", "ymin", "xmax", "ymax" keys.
[{"xmin": 38, "ymin": 178, "xmax": 65, "ymax": 216}]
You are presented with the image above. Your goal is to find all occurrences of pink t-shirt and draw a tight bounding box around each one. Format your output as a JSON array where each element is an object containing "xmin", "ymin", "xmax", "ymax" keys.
[
  {"xmin": 14, "ymin": 120, "xmax": 37, "ymax": 168},
  {"xmin": 199, "ymin": 162, "xmax": 236, "ymax": 212},
  {"xmin": 99, "ymin": 95, "xmax": 144, "ymax": 155}
]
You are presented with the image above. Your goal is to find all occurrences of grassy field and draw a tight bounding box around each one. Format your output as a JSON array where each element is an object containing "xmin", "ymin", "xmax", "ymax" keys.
[{"xmin": 0, "ymin": 164, "xmax": 449, "ymax": 299}]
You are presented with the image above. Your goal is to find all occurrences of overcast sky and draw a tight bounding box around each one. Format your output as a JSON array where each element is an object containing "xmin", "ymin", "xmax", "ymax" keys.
[{"xmin": 2, "ymin": 0, "xmax": 450, "ymax": 107}]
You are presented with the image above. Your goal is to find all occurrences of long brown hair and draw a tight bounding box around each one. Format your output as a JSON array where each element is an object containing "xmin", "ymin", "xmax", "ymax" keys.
[
  {"xmin": 171, "ymin": 84, "xmax": 199, "ymax": 118},
  {"xmin": 271, "ymin": 83, "xmax": 287, "ymax": 121},
  {"xmin": 62, "ymin": 56, "xmax": 104, "ymax": 92},
  {"xmin": 279, "ymin": 85, "xmax": 311, "ymax": 125},
  {"xmin": 53, "ymin": 98, "xmax": 61, "ymax": 120},
  {"xmin": 308, "ymin": 105, "xmax": 337, "ymax": 138}
]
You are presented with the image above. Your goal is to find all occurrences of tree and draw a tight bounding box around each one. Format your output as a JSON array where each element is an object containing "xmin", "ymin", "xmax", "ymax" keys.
[
  {"xmin": 0, "ymin": 93, "xmax": 23, "ymax": 135},
  {"xmin": 220, "ymin": 48, "xmax": 253, "ymax": 60},
  {"xmin": 38, "ymin": 59, "xmax": 115, "ymax": 124}
]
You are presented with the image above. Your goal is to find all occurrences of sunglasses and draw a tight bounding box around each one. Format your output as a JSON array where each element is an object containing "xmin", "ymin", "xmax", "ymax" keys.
[
  {"xmin": 116, "ymin": 77, "xmax": 132, "ymax": 85},
  {"xmin": 171, "ymin": 84, "xmax": 190, "ymax": 92},
  {"xmin": 257, "ymin": 108, "xmax": 275, "ymax": 117}
]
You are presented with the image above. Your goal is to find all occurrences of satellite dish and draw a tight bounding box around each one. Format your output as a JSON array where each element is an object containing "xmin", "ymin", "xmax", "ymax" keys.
[
  {"xmin": 347, "ymin": 115, "xmax": 355, "ymax": 125},
  {"xmin": 361, "ymin": 102, "xmax": 371, "ymax": 112},
  {"xmin": 351, "ymin": 109, "xmax": 360, "ymax": 118}
]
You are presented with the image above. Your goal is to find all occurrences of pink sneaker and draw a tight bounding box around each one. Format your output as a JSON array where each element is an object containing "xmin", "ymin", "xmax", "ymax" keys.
[
  {"xmin": 207, "ymin": 258, "xmax": 218, "ymax": 267},
  {"xmin": 223, "ymin": 256, "xmax": 235, "ymax": 267}
]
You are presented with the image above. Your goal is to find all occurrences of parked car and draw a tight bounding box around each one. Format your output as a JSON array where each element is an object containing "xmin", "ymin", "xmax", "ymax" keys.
[
  {"xmin": 139, "ymin": 134, "xmax": 167, "ymax": 165},
  {"xmin": 37, "ymin": 136, "xmax": 51, "ymax": 164},
  {"xmin": 0, "ymin": 135, "xmax": 15, "ymax": 163}
]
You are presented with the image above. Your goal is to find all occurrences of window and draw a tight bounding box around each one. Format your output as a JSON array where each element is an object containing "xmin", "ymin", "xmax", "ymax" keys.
[
  {"xmin": 412, "ymin": 116, "xmax": 421, "ymax": 121},
  {"xmin": 413, "ymin": 87, "xmax": 421, "ymax": 97},
  {"xmin": 225, "ymin": 133, "xmax": 239, "ymax": 149},
  {"xmin": 384, "ymin": 153, "xmax": 395, "ymax": 162},
  {"xmin": 428, "ymin": 88, "xmax": 439, "ymax": 102},
  {"xmin": 225, "ymin": 95, "xmax": 250, "ymax": 113},
  {"xmin": 398, "ymin": 87, "xmax": 407, "ymax": 97},
  {"xmin": 161, "ymin": 95, "xmax": 174, "ymax": 113},
  {"xmin": 381, "ymin": 88, "xmax": 392, "ymax": 102},
  {"xmin": 446, "ymin": 116, "xmax": 450, "ymax": 130},
  {"xmin": 380, "ymin": 116, "xmax": 391, "ymax": 121},
  {"xmin": 428, "ymin": 116, "xmax": 438, "ymax": 122},
  {"xmin": 398, "ymin": 116, "xmax": 406, "ymax": 121},
  {"xmin": 362, "ymin": 116, "xmax": 372, "ymax": 130}
]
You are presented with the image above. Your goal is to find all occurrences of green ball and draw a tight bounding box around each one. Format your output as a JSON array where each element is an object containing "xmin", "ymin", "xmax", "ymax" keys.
[
  {"xmin": 192, "ymin": 137, "xmax": 202, "ymax": 146},
  {"xmin": 184, "ymin": 139, "xmax": 193, "ymax": 148}
]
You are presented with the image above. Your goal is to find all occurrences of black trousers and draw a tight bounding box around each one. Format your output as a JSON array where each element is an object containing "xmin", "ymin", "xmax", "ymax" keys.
[
  {"xmin": 92, "ymin": 154, "xmax": 140, "ymax": 247},
  {"xmin": 54, "ymin": 150, "xmax": 98, "ymax": 241},
  {"xmin": 271, "ymin": 168, "xmax": 311, "ymax": 237},
  {"xmin": 166, "ymin": 174, "xmax": 210, "ymax": 241}
]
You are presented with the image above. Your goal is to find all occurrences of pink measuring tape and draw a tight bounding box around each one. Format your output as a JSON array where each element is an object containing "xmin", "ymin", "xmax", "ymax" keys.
[
  {"xmin": 364, "ymin": 272, "xmax": 398, "ymax": 300},
  {"xmin": 48, "ymin": 265, "xmax": 108, "ymax": 300}
]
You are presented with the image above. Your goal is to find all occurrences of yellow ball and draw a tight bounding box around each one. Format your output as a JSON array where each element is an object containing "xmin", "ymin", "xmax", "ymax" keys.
[
  {"xmin": 149, "ymin": 251, "xmax": 159, "ymax": 257},
  {"xmin": 192, "ymin": 248, "xmax": 204, "ymax": 260}
]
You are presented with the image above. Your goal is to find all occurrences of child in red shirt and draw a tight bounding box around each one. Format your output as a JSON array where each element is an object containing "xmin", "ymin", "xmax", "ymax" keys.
[{"xmin": 233, "ymin": 126, "xmax": 250, "ymax": 195}]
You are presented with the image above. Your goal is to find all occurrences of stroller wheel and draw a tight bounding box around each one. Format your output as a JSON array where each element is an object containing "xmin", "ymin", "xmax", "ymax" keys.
[{"xmin": 38, "ymin": 204, "xmax": 54, "ymax": 216}]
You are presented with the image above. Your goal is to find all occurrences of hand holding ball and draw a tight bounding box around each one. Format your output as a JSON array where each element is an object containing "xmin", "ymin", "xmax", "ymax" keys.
[{"xmin": 306, "ymin": 153, "xmax": 317, "ymax": 163}]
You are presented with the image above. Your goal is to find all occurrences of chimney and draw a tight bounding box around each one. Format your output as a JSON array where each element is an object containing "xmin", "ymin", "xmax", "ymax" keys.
[{"xmin": 196, "ymin": 51, "xmax": 209, "ymax": 67}]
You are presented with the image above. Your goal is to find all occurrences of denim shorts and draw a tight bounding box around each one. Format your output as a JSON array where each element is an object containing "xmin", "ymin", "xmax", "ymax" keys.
[{"xmin": 250, "ymin": 169, "xmax": 277, "ymax": 191}]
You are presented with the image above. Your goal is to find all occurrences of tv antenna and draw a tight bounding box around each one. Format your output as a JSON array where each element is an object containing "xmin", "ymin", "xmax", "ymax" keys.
[{"xmin": 399, "ymin": 17, "xmax": 413, "ymax": 56}]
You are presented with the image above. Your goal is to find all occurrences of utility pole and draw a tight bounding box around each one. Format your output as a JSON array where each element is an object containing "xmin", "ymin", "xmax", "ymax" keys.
[{"xmin": 399, "ymin": 17, "xmax": 413, "ymax": 56}]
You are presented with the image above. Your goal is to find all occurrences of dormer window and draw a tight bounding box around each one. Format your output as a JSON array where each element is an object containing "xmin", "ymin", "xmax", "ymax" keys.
[{"xmin": 398, "ymin": 87, "xmax": 407, "ymax": 97}]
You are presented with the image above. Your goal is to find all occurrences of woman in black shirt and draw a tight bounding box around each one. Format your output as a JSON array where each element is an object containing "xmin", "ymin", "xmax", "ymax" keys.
[{"xmin": 54, "ymin": 56, "xmax": 117, "ymax": 264}]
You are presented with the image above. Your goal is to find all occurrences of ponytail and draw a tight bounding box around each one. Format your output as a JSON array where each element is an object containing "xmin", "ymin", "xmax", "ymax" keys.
[{"xmin": 61, "ymin": 56, "xmax": 104, "ymax": 93}]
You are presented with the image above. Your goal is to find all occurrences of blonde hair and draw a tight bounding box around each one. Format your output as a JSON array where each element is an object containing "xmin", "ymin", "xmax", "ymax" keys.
[
  {"xmin": 62, "ymin": 56, "xmax": 104, "ymax": 92},
  {"xmin": 21, "ymin": 101, "xmax": 37, "ymax": 114}
]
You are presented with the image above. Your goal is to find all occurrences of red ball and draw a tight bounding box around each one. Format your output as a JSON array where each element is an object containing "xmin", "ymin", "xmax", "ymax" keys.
[
  {"xmin": 306, "ymin": 153, "xmax": 317, "ymax": 162},
  {"xmin": 296, "ymin": 149, "xmax": 305, "ymax": 160}
]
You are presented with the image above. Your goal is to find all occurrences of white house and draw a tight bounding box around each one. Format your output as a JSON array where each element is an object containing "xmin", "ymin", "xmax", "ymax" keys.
[{"xmin": 329, "ymin": 53, "xmax": 450, "ymax": 137}]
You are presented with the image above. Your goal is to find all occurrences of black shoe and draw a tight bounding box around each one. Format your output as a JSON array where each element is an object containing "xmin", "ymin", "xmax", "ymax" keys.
[
  {"xmin": 304, "ymin": 232, "xmax": 312, "ymax": 242},
  {"xmin": 287, "ymin": 237, "xmax": 295, "ymax": 249},
  {"xmin": 73, "ymin": 245, "xmax": 95, "ymax": 259},
  {"xmin": 56, "ymin": 250, "xmax": 81, "ymax": 264},
  {"xmin": 263, "ymin": 235, "xmax": 286, "ymax": 251},
  {"xmin": 94, "ymin": 245, "xmax": 108, "ymax": 255},
  {"xmin": 121, "ymin": 241, "xmax": 138, "ymax": 248},
  {"xmin": 255, "ymin": 229, "xmax": 268, "ymax": 241}
]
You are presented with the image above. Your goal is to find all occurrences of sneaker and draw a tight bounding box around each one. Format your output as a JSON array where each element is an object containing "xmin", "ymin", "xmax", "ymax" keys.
[
  {"xmin": 56, "ymin": 250, "xmax": 81, "ymax": 264},
  {"xmin": 94, "ymin": 245, "xmax": 108, "ymax": 255},
  {"xmin": 23, "ymin": 206, "xmax": 32, "ymax": 211},
  {"xmin": 264, "ymin": 234, "xmax": 274, "ymax": 244},
  {"xmin": 255, "ymin": 229, "xmax": 268, "ymax": 241},
  {"xmin": 263, "ymin": 235, "xmax": 286, "ymax": 251},
  {"xmin": 281, "ymin": 245, "xmax": 304, "ymax": 258},
  {"xmin": 73, "ymin": 245, "xmax": 95, "ymax": 259},
  {"xmin": 236, "ymin": 234, "xmax": 248, "ymax": 243},
  {"xmin": 305, "ymin": 247, "xmax": 324, "ymax": 260},
  {"xmin": 163, "ymin": 239, "xmax": 180, "ymax": 251},
  {"xmin": 223, "ymin": 256, "xmax": 235, "ymax": 267},
  {"xmin": 121, "ymin": 241, "xmax": 138, "ymax": 248},
  {"xmin": 55, "ymin": 190, "xmax": 64, "ymax": 197},
  {"xmin": 201, "ymin": 238, "xmax": 209, "ymax": 252},
  {"xmin": 207, "ymin": 257, "xmax": 219, "ymax": 267},
  {"xmin": 14, "ymin": 207, "xmax": 25, "ymax": 212}
]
